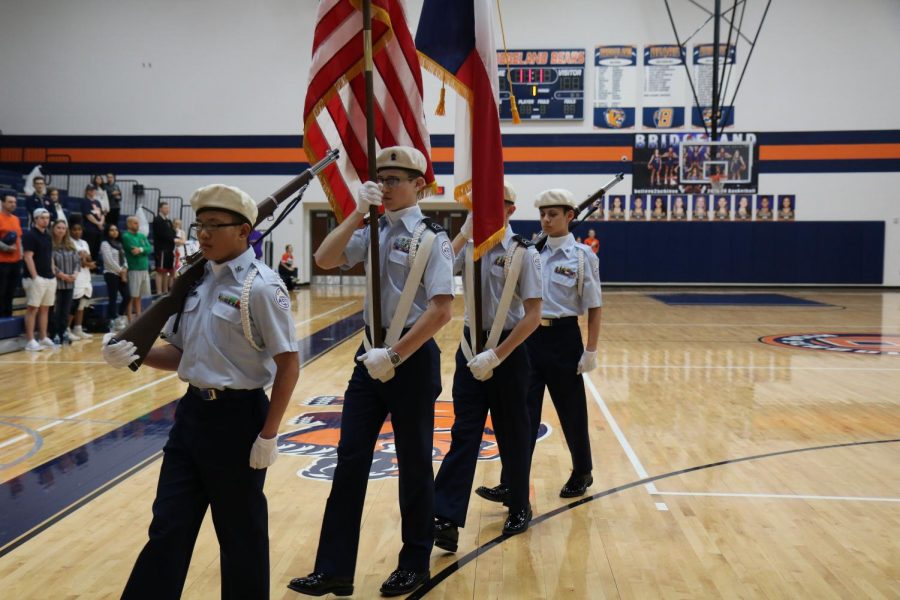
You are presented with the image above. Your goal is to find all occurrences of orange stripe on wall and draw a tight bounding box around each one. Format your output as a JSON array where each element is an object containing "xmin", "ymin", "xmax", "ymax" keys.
[
  {"xmin": 5, "ymin": 144, "xmax": 898, "ymax": 164},
  {"xmin": 47, "ymin": 148, "xmax": 308, "ymax": 163},
  {"xmin": 760, "ymin": 144, "xmax": 900, "ymax": 160}
]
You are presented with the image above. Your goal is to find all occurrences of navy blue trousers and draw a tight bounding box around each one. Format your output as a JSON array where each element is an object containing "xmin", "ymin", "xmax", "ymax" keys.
[
  {"xmin": 434, "ymin": 332, "xmax": 532, "ymax": 527},
  {"xmin": 122, "ymin": 388, "xmax": 269, "ymax": 600},
  {"xmin": 314, "ymin": 339, "xmax": 441, "ymax": 577},
  {"xmin": 503, "ymin": 319, "xmax": 593, "ymax": 482}
]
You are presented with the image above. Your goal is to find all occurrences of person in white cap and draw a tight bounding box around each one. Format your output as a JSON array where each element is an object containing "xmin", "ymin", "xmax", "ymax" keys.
[
  {"xmin": 103, "ymin": 184, "xmax": 300, "ymax": 599},
  {"xmin": 478, "ymin": 188, "xmax": 602, "ymax": 502},
  {"xmin": 22, "ymin": 207, "xmax": 57, "ymax": 351},
  {"xmin": 290, "ymin": 146, "xmax": 454, "ymax": 598},
  {"xmin": 432, "ymin": 180, "xmax": 543, "ymax": 554}
]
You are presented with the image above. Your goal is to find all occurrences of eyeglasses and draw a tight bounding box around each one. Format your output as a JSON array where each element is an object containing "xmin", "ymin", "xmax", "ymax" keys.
[
  {"xmin": 188, "ymin": 221, "xmax": 245, "ymax": 235},
  {"xmin": 376, "ymin": 176, "xmax": 415, "ymax": 189}
]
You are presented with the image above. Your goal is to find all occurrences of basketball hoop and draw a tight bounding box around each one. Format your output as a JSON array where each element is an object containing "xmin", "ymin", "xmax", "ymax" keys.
[{"xmin": 709, "ymin": 173, "xmax": 725, "ymax": 193}]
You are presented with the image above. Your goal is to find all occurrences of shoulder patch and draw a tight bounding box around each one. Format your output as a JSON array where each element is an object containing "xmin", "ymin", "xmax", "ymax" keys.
[
  {"xmin": 422, "ymin": 217, "xmax": 445, "ymax": 234},
  {"xmin": 533, "ymin": 252, "xmax": 542, "ymax": 271},
  {"xmin": 512, "ymin": 234, "xmax": 534, "ymax": 248},
  {"xmin": 440, "ymin": 239, "xmax": 453, "ymax": 261},
  {"xmin": 274, "ymin": 286, "xmax": 291, "ymax": 310}
]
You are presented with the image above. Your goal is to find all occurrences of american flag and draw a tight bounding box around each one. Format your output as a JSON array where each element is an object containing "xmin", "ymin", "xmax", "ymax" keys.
[
  {"xmin": 416, "ymin": 0, "xmax": 505, "ymax": 259},
  {"xmin": 303, "ymin": 0, "xmax": 436, "ymax": 222}
]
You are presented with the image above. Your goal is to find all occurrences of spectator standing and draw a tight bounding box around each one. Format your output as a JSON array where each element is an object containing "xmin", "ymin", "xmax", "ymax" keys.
[
  {"xmin": 22, "ymin": 208, "xmax": 57, "ymax": 351},
  {"xmin": 26, "ymin": 176, "xmax": 51, "ymax": 227},
  {"xmin": 584, "ymin": 228, "xmax": 600, "ymax": 255},
  {"xmin": 92, "ymin": 175, "xmax": 110, "ymax": 214},
  {"xmin": 81, "ymin": 185, "xmax": 105, "ymax": 262},
  {"xmin": 51, "ymin": 220, "xmax": 79, "ymax": 344},
  {"xmin": 152, "ymin": 201, "xmax": 176, "ymax": 294},
  {"xmin": 172, "ymin": 218, "xmax": 187, "ymax": 271},
  {"xmin": 104, "ymin": 173, "xmax": 122, "ymax": 230},
  {"xmin": 101, "ymin": 225, "xmax": 129, "ymax": 331},
  {"xmin": 68, "ymin": 222, "xmax": 95, "ymax": 340},
  {"xmin": 121, "ymin": 216, "xmax": 152, "ymax": 323},
  {"xmin": 47, "ymin": 187, "xmax": 67, "ymax": 224},
  {"xmin": 0, "ymin": 193, "xmax": 23, "ymax": 317}
]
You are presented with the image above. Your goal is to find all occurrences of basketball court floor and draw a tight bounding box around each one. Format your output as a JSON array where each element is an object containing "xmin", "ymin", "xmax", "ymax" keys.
[{"xmin": 0, "ymin": 285, "xmax": 898, "ymax": 598}]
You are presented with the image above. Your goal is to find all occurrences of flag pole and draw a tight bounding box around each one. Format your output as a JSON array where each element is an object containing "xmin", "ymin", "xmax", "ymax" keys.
[
  {"xmin": 363, "ymin": 0, "xmax": 384, "ymax": 347},
  {"xmin": 473, "ymin": 234, "xmax": 484, "ymax": 353}
]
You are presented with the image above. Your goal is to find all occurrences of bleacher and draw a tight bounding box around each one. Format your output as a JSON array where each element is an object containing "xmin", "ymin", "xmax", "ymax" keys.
[{"xmin": 0, "ymin": 165, "xmax": 178, "ymax": 353}]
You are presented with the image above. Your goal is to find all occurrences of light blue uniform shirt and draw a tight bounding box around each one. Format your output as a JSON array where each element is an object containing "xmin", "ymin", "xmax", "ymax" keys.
[
  {"xmin": 162, "ymin": 247, "xmax": 299, "ymax": 390},
  {"xmin": 343, "ymin": 205, "xmax": 455, "ymax": 328},
  {"xmin": 539, "ymin": 233, "xmax": 603, "ymax": 318},
  {"xmin": 454, "ymin": 225, "xmax": 543, "ymax": 331}
]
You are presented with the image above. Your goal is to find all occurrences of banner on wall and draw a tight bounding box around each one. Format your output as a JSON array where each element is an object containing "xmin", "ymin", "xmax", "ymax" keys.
[
  {"xmin": 691, "ymin": 43, "xmax": 736, "ymax": 129},
  {"xmin": 593, "ymin": 45, "xmax": 637, "ymax": 129},
  {"xmin": 633, "ymin": 131, "xmax": 759, "ymax": 194},
  {"xmin": 641, "ymin": 45, "xmax": 686, "ymax": 129}
]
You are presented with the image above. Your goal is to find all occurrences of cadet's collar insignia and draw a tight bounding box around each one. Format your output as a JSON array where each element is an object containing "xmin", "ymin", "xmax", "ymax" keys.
[
  {"xmin": 217, "ymin": 293, "xmax": 241, "ymax": 309},
  {"xmin": 391, "ymin": 151, "xmax": 397, "ymax": 160},
  {"xmin": 236, "ymin": 265, "xmax": 243, "ymax": 272},
  {"xmin": 274, "ymin": 286, "xmax": 291, "ymax": 310}
]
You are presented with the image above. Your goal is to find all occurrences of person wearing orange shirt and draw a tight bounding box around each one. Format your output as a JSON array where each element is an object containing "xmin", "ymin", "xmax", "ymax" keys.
[
  {"xmin": 0, "ymin": 193, "xmax": 23, "ymax": 317},
  {"xmin": 583, "ymin": 228, "xmax": 600, "ymax": 255}
]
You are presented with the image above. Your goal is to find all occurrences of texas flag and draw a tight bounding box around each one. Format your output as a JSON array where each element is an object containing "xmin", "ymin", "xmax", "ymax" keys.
[{"xmin": 416, "ymin": 0, "xmax": 505, "ymax": 259}]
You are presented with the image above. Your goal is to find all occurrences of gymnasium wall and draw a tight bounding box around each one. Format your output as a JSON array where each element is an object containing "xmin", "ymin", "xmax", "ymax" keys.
[{"xmin": 1, "ymin": 0, "xmax": 899, "ymax": 284}]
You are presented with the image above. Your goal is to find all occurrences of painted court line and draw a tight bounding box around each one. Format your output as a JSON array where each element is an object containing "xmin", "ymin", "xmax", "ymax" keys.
[
  {"xmin": 597, "ymin": 364, "xmax": 900, "ymax": 372},
  {"xmin": 294, "ymin": 300, "xmax": 358, "ymax": 328},
  {"xmin": 0, "ymin": 374, "xmax": 178, "ymax": 451},
  {"xmin": 652, "ymin": 490, "xmax": 900, "ymax": 503},
  {"xmin": 583, "ymin": 375, "xmax": 665, "ymax": 507}
]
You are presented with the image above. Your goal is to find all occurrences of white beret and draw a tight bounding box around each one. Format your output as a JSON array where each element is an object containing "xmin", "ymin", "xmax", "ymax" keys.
[
  {"xmin": 32, "ymin": 208, "xmax": 50, "ymax": 219},
  {"xmin": 503, "ymin": 180, "xmax": 516, "ymax": 203},
  {"xmin": 190, "ymin": 184, "xmax": 257, "ymax": 225},
  {"xmin": 534, "ymin": 188, "xmax": 578, "ymax": 210},
  {"xmin": 376, "ymin": 146, "xmax": 427, "ymax": 175}
]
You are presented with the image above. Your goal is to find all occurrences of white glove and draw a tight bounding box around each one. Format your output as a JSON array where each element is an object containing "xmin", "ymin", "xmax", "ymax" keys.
[
  {"xmin": 576, "ymin": 350, "xmax": 598, "ymax": 375},
  {"xmin": 460, "ymin": 213, "xmax": 473, "ymax": 240},
  {"xmin": 249, "ymin": 435, "xmax": 278, "ymax": 469},
  {"xmin": 355, "ymin": 181, "xmax": 383, "ymax": 215},
  {"xmin": 101, "ymin": 333, "xmax": 138, "ymax": 368},
  {"xmin": 467, "ymin": 349, "xmax": 501, "ymax": 381},
  {"xmin": 357, "ymin": 348, "xmax": 395, "ymax": 382}
]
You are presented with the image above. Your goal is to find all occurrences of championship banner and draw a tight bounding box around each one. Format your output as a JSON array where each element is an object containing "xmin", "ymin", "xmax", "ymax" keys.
[
  {"xmin": 593, "ymin": 45, "xmax": 637, "ymax": 130},
  {"xmin": 691, "ymin": 43, "xmax": 736, "ymax": 129},
  {"xmin": 641, "ymin": 44, "xmax": 686, "ymax": 129}
]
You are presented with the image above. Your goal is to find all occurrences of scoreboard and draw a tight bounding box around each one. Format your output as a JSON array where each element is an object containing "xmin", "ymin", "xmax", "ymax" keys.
[{"xmin": 497, "ymin": 48, "xmax": 585, "ymax": 121}]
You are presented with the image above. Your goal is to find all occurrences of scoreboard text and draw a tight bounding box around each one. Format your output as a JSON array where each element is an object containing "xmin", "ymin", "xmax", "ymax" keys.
[{"xmin": 497, "ymin": 49, "xmax": 585, "ymax": 121}]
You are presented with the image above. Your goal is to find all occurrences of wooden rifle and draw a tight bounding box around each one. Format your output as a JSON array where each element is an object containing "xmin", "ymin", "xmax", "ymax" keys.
[{"xmin": 112, "ymin": 149, "xmax": 340, "ymax": 371}]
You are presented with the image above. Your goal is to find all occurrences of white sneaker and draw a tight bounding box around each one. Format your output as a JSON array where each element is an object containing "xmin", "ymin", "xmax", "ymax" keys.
[
  {"xmin": 25, "ymin": 339, "xmax": 43, "ymax": 352},
  {"xmin": 39, "ymin": 337, "xmax": 57, "ymax": 348},
  {"xmin": 73, "ymin": 326, "xmax": 93, "ymax": 339},
  {"xmin": 67, "ymin": 328, "xmax": 82, "ymax": 341}
]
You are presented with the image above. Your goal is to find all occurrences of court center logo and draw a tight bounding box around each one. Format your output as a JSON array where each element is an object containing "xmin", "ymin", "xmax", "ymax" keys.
[
  {"xmin": 760, "ymin": 333, "xmax": 900, "ymax": 356},
  {"xmin": 278, "ymin": 396, "xmax": 551, "ymax": 481}
]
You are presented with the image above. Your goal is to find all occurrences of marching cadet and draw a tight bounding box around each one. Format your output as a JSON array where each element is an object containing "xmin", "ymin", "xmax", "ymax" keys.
[
  {"xmin": 477, "ymin": 189, "xmax": 602, "ymax": 503},
  {"xmin": 288, "ymin": 146, "xmax": 454, "ymax": 598},
  {"xmin": 102, "ymin": 184, "xmax": 300, "ymax": 599},
  {"xmin": 432, "ymin": 182, "xmax": 543, "ymax": 553}
]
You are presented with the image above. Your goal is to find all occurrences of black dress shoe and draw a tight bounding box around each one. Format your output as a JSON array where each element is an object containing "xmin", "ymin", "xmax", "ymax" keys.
[
  {"xmin": 474, "ymin": 483, "xmax": 511, "ymax": 505},
  {"xmin": 379, "ymin": 568, "xmax": 429, "ymax": 597},
  {"xmin": 502, "ymin": 504, "xmax": 532, "ymax": 535},
  {"xmin": 434, "ymin": 517, "xmax": 459, "ymax": 552},
  {"xmin": 287, "ymin": 571, "xmax": 354, "ymax": 597},
  {"xmin": 559, "ymin": 472, "xmax": 593, "ymax": 498}
]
